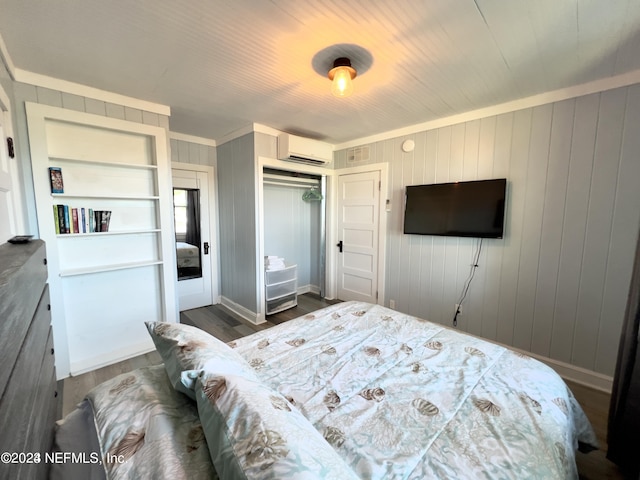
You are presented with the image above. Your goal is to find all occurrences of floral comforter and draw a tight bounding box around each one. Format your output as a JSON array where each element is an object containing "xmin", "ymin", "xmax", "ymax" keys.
[
  {"xmin": 85, "ymin": 365, "xmax": 218, "ymax": 480},
  {"xmin": 229, "ymin": 301, "xmax": 598, "ymax": 479}
]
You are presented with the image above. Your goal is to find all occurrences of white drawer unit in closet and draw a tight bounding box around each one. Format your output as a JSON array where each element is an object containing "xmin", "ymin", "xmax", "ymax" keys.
[{"xmin": 265, "ymin": 264, "xmax": 297, "ymax": 314}]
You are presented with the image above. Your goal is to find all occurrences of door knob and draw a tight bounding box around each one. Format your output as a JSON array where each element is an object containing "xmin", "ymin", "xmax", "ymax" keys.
[
  {"xmin": 204, "ymin": 242, "xmax": 210, "ymax": 255},
  {"xmin": 336, "ymin": 240, "xmax": 343, "ymax": 253}
]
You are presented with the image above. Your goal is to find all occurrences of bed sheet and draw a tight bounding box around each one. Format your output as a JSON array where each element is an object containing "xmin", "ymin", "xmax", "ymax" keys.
[{"xmin": 230, "ymin": 301, "xmax": 598, "ymax": 479}]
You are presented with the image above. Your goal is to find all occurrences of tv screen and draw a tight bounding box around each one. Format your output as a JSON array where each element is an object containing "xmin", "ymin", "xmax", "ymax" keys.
[{"xmin": 403, "ymin": 178, "xmax": 507, "ymax": 238}]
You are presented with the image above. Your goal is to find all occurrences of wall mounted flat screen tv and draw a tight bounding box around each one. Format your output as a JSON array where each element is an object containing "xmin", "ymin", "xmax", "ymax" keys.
[{"xmin": 403, "ymin": 178, "xmax": 507, "ymax": 238}]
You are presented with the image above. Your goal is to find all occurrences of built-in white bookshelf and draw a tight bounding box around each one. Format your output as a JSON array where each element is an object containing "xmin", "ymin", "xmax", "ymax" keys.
[{"xmin": 27, "ymin": 103, "xmax": 178, "ymax": 379}]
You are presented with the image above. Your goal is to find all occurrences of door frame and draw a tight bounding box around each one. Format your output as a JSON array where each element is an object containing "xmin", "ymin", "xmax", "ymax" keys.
[
  {"xmin": 256, "ymin": 156, "xmax": 336, "ymax": 323},
  {"xmin": 333, "ymin": 162, "xmax": 389, "ymax": 305},
  {"xmin": 171, "ymin": 161, "xmax": 219, "ymax": 304},
  {"xmin": 0, "ymin": 81, "xmax": 21, "ymax": 243}
]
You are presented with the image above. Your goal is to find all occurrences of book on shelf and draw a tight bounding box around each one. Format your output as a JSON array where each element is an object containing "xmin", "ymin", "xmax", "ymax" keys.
[
  {"xmin": 81, "ymin": 207, "xmax": 87, "ymax": 233},
  {"xmin": 52, "ymin": 205, "xmax": 112, "ymax": 234},
  {"xmin": 71, "ymin": 208, "xmax": 79, "ymax": 233},
  {"xmin": 57, "ymin": 205, "xmax": 67, "ymax": 233},
  {"xmin": 63, "ymin": 205, "xmax": 70, "ymax": 234},
  {"xmin": 49, "ymin": 167, "xmax": 64, "ymax": 194},
  {"xmin": 52, "ymin": 205, "xmax": 60, "ymax": 234},
  {"xmin": 94, "ymin": 210, "xmax": 112, "ymax": 232}
]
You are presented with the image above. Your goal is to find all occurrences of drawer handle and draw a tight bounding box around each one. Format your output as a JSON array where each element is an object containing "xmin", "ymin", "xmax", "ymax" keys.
[
  {"xmin": 43, "ymin": 258, "xmax": 47, "ymax": 265},
  {"xmin": 47, "ymin": 304, "xmax": 51, "ymax": 311}
]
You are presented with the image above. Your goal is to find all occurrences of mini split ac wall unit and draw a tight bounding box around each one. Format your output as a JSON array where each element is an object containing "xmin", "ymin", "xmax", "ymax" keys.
[{"xmin": 277, "ymin": 133, "xmax": 333, "ymax": 165}]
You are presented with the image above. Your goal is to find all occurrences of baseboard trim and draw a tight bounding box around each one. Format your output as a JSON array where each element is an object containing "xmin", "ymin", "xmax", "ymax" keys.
[
  {"xmin": 68, "ymin": 341, "xmax": 156, "ymax": 378},
  {"xmin": 507, "ymin": 347, "xmax": 613, "ymax": 393},
  {"xmin": 459, "ymin": 326, "xmax": 614, "ymax": 393},
  {"xmin": 220, "ymin": 296, "xmax": 264, "ymax": 325},
  {"xmin": 297, "ymin": 284, "xmax": 320, "ymax": 295}
]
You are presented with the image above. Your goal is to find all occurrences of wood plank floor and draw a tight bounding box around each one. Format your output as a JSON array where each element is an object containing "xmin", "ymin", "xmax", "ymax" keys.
[
  {"xmin": 60, "ymin": 293, "xmax": 337, "ymax": 417},
  {"xmin": 61, "ymin": 294, "xmax": 624, "ymax": 478}
]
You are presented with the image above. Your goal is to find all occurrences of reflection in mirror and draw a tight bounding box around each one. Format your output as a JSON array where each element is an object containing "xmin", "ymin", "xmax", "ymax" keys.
[{"xmin": 173, "ymin": 188, "xmax": 202, "ymax": 280}]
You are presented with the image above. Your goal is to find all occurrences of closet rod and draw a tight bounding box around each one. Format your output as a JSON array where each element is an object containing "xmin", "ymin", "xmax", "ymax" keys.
[
  {"xmin": 263, "ymin": 173, "xmax": 319, "ymax": 188},
  {"xmin": 263, "ymin": 180, "xmax": 317, "ymax": 189}
]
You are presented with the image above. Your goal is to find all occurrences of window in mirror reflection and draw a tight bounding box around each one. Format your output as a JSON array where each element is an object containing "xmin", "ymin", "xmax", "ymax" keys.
[{"xmin": 173, "ymin": 188, "xmax": 202, "ymax": 280}]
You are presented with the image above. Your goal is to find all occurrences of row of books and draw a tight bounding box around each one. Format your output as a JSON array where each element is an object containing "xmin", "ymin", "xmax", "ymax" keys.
[{"xmin": 53, "ymin": 205, "xmax": 112, "ymax": 234}]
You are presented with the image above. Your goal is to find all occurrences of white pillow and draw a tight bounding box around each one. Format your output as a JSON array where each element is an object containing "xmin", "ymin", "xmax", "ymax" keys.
[
  {"xmin": 145, "ymin": 321, "xmax": 258, "ymax": 399},
  {"xmin": 195, "ymin": 372, "xmax": 359, "ymax": 480}
]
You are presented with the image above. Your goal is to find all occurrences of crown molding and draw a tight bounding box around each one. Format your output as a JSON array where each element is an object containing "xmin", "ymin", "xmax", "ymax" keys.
[
  {"xmin": 13, "ymin": 68, "xmax": 170, "ymax": 116},
  {"xmin": 0, "ymin": 32, "xmax": 16, "ymax": 79},
  {"xmin": 252, "ymin": 122, "xmax": 284, "ymax": 138},
  {"xmin": 335, "ymin": 69, "xmax": 640, "ymax": 150},
  {"xmin": 215, "ymin": 122, "xmax": 285, "ymax": 147},
  {"xmin": 169, "ymin": 131, "xmax": 216, "ymax": 147}
]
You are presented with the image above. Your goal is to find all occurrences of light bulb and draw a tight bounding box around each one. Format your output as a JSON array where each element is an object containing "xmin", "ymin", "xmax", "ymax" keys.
[
  {"xmin": 328, "ymin": 58, "xmax": 356, "ymax": 98},
  {"xmin": 331, "ymin": 67, "xmax": 354, "ymax": 97}
]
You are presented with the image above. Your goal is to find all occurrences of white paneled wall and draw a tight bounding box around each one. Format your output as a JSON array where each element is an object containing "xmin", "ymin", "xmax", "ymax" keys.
[
  {"xmin": 170, "ymin": 138, "xmax": 216, "ymax": 166},
  {"xmin": 335, "ymin": 84, "xmax": 640, "ymax": 377}
]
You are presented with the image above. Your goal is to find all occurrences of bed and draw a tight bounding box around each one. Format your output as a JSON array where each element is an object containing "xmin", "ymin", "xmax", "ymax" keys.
[
  {"xmin": 51, "ymin": 301, "xmax": 598, "ymax": 479},
  {"xmin": 176, "ymin": 241, "xmax": 201, "ymax": 279},
  {"xmin": 176, "ymin": 241, "xmax": 199, "ymax": 268}
]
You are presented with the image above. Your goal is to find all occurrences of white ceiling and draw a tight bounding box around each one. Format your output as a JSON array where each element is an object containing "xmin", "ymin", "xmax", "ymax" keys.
[{"xmin": 1, "ymin": 0, "xmax": 640, "ymax": 145}]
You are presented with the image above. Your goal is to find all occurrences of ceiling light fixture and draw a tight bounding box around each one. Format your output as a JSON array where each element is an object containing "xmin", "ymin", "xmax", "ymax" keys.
[{"xmin": 328, "ymin": 57, "xmax": 357, "ymax": 98}]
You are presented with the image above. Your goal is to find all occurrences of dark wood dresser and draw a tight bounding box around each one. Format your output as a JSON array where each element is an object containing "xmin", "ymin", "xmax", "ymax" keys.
[{"xmin": 0, "ymin": 239, "xmax": 57, "ymax": 479}]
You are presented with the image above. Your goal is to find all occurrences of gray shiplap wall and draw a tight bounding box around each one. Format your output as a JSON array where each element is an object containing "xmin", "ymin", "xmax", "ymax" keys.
[
  {"xmin": 217, "ymin": 133, "xmax": 258, "ymax": 312},
  {"xmin": 11, "ymin": 82, "xmax": 170, "ymax": 236},
  {"xmin": 170, "ymin": 138, "xmax": 216, "ymax": 167},
  {"xmin": 335, "ymin": 84, "xmax": 640, "ymax": 377}
]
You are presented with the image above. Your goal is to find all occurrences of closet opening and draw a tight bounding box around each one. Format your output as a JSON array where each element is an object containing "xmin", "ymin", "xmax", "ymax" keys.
[{"xmin": 262, "ymin": 167, "xmax": 327, "ymax": 311}]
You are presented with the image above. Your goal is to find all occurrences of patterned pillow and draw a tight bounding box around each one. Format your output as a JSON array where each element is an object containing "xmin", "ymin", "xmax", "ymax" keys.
[
  {"xmin": 195, "ymin": 372, "xmax": 359, "ymax": 480},
  {"xmin": 145, "ymin": 321, "xmax": 258, "ymax": 399}
]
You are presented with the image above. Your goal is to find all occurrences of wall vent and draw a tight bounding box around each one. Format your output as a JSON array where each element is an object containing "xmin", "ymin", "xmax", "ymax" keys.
[{"xmin": 347, "ymin": 146, "xmax": 370, "ymax": 164}]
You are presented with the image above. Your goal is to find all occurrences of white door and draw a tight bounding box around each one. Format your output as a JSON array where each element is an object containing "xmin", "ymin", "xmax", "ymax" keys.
[
  {"xmin": 0, "ymin": 101, "xmax": 16, "ymax": 244},
  {"xmin": 336, "ymin": 170, "xmax": 381, "ymax": 302},
  {"xmin": 172, "ymin": 168, "xmax": 213, "ymax": 311}
]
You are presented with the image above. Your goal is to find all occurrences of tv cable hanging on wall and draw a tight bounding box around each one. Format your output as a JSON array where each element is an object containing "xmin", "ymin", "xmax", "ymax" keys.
[{"xmin": 453, "ymin": 238, "xmax": 483, "ymax": 327}]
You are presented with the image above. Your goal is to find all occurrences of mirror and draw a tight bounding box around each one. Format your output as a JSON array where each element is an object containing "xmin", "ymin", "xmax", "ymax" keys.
[{"xmin": 173, "ymin": 188, "xmax": 202, "ymax": 280}]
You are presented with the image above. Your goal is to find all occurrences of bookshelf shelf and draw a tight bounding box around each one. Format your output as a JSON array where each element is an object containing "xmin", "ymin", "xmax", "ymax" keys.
[
  {"xmin": 56, "ymin": 228, "xmax": 161, "ymax": 238},
  {"xmin": 48, "ymin": 156, "xmax": 159, "ymax": 170},
  {"xmin": 59, "ymin": 260, "xmax": 164, "ymax": 277},
  {"xmin": 51, "ymin": 193, "xmax": 160, "ymax": 200}
]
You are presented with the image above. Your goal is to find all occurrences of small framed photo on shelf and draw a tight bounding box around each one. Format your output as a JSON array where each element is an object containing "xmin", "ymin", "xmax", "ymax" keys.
[{"xmin": 49, "ymin": 167, "xmax": 64, "ymax": 194}]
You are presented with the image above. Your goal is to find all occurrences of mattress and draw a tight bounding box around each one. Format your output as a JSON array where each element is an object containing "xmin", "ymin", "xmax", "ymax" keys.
[
  {"xmin": 176, "ymin": 241, "xmax": 199, "ymax": 268},
  {"xmin": 229, "ymin": 301, "xmax": 598, "ymax": 479},
  {"xmin": 53, "ymin": 301, "xmax": 598, "ymax": 479}
]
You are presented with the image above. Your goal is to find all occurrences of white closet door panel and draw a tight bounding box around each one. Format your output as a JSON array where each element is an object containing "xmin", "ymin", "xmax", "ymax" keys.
[{"xmin": 45, "ymin": 121, "xmax": 152, "ymax": 165}]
